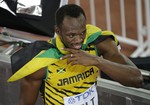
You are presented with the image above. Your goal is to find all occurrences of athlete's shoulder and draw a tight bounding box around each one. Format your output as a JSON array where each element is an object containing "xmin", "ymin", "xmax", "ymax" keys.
[{"xmin": 11, "ymin": 41, "xmax": 54, "ymax": 74}]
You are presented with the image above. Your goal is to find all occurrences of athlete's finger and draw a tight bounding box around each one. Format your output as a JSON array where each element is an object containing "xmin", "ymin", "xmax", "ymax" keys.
[
  {"xmin": 60, "ymin": 54, "xmax": 73, "ymax": 60},
  {"xmin": 67, "ymin": 57, "xmax": 77, "ymax": 64},
  {"xmin": 70, "ymin": 61, "xmax": 79, "ymax": 65},
  {"xmin": 62, "ymin": 48, "xmax": 78, "ymax": 54}
]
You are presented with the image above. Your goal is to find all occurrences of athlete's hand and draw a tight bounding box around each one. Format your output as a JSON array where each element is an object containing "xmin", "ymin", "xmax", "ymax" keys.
[{"xmin": 60, "ymin": 48, "xmax": 99, "ymax": 66}]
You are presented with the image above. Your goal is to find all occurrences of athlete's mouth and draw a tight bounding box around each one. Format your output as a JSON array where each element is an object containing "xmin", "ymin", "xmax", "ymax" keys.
[{"xmin": 72, "ymin": 44, "xmax": 82, "ymax": 49}]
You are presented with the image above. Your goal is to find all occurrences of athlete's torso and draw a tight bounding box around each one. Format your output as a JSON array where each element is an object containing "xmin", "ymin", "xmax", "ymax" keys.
[{"xmin": 43, "ymin": 48, "xmax": 99, "ymax": 104}]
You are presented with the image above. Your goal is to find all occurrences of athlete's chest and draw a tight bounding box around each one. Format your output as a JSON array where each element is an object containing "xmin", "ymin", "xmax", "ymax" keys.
[{"xmin": 45, "ymin": 59, "xmax": 98, "ymax": 88}]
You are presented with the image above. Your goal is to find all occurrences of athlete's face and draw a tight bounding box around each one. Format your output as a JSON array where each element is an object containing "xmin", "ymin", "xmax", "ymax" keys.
[{"xmin": 56, "ymin": 15, "xmax": 86, "ymax": 50}]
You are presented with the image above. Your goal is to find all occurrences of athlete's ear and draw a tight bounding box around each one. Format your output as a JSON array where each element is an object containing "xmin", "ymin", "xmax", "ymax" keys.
[{"xmin": 55, "ymin": 25, "xmax": 60, "ymax": 35}]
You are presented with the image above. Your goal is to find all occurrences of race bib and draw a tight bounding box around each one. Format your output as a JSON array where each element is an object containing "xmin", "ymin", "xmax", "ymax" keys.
[{"xmin": 64, "ymin": 84, "xmax": 98, "ymax": 105}]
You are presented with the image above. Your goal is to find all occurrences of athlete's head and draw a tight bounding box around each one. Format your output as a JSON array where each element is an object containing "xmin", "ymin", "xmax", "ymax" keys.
[{"xmin": 55, "ymin": 4, "xmax": 87, "ymax": 49}]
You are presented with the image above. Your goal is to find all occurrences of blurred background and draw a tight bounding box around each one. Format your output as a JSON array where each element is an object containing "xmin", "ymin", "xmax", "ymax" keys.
[{"xmin": 68, "ymin": 0, "xmax": 150, "ymax": 57}]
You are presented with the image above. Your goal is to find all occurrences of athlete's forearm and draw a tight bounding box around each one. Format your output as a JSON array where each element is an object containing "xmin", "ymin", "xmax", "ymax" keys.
[{"xmin": 94, "ymin": 57, "xmax": 143, "ymax": 87}]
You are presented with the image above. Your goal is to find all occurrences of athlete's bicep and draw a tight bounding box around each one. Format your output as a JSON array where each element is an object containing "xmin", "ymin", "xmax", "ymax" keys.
[
  {"xmin": 19, "ymin": 68, "xmax": 46, "ymax": 105},
  {"xmin": 96, "ymin": 38, "xmax": 136, "ymax": 66}
]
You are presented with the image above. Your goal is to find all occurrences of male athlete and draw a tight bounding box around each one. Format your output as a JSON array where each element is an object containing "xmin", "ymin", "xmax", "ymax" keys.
[{"xmin": 8, "ymin": 4, "xmax": 143, "ymax": 105}]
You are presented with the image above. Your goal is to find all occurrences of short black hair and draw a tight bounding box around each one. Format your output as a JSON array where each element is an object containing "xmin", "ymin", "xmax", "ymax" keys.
[{"xmin": 55, "ymin": 4, "xmax": 86, "ymax": 27}]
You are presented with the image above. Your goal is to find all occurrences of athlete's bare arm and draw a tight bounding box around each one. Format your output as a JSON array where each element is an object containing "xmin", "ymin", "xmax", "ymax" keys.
[
  {"xmin": 19, "ymin": 68, "xmax": 46, "ymax": 105},
  {"xmin": 95, "ymin": 38, "xmax": 143, "ymax": 87},
  {"xmin": 60, "ymin": 38, "xmax": 143, "ymax": 87}
]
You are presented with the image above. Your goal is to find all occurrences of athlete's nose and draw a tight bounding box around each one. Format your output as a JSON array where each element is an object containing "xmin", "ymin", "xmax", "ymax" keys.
[{"xmin": 74, "ymin": 35, "xmax": 83, "ymax": 43}]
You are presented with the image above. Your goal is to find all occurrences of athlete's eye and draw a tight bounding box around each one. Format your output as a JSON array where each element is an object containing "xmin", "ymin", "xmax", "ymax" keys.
[
  {"xmin": 68, "ymin": 34, "xmax": 75, "ymax": 38},
  {"xmin": 81, "ymin": 30, "xmax": 86, "ymax": 35},
  {"xmin": 81, "ymin": 33, "xmax": 84, "ymax": 35}
]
